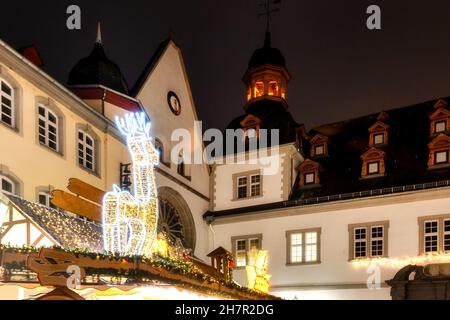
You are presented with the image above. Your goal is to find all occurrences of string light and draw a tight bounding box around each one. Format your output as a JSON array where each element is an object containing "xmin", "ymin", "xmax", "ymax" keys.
[
  {"xmin": 352, "ymin": 253, "xmax": 450, "ymax": 269},
  {"xmin": 245, "ymin": 249, "xmax": 271, "ymax": 294},
  {"xmin": 103, "ymin": 113, "xmax": 160, "ymax": 257}
]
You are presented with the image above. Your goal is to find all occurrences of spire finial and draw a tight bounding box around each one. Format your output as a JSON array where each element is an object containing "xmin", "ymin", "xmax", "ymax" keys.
[
  {"xmin": 96, "ymin": 22, "xmax": 102, "ymax": 44},
  {"xmin": 258, "ymin": 0, "xmax": 281, "ymax": 46}
]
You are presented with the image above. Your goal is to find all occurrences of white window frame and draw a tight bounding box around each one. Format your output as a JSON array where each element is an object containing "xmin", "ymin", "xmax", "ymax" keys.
[
  {"xmin": 250, "ymin": 174, "xmax": 261, "ymax": 197},
  {"xmin": 424, "ymin": 220, "xmax": 439, "ymax": 253},
  {"xmin": 305, "ymin": 172, "xmax": 315, "ymax": 185},
  {"xmin": 435, "ymin": 151, "xmax": 448, "ymax": 165},
  {"xmin": 315, "ymin": 145, "xmax": 324, "ymax": 156},
  {"xmin": 38, "ymin": 191, "xmax": 55, "ymax": 209},
  {"xmin": 374, "ymin": 133, "xmax": 385, "ymax": 145},
  {"xmin": 354, "ymin": 227, "xmax": 368, "ymax": 259},
  {"xmin": 231, "ymin": 234, "xmax": 263, "ymax": 268},
  {"xmin": 0, "ymin": 175, "xmax": 15, "ymax": 196},
  {"xmin": 0, "ymin": 78, "xmax": 14, "ymax": 128},
  {"xmin": 435, "ymin": 120, "xmax": 447, "ymax": 133},
  {"xmin": 286, "ymin": 228, "xmax": 321, "ymax": 265},
  {"xmin": 444, "ymin": 219, "xmax": 450, "ymax": 253},
  {"xmin": 368, "ymin": 161, "xmax": 380, "ymax": 175},
  {"xmin": 289, "ymin": 232, "xmax": 303, "ymax": 264},
  {"xmin": 235, "ymin": 239, "xmax": 248, "ymax": 268},
  {"xmin": 370, "ymin": 226, "xmax": 384, "ymax": 257},
  {"xmin": 38, "ymin": 105, "xmax": 59, "ymax": 152},
  {"xmin": 237, "ymin": 176, "xmax": 248, "ymax": 199},
  {"xmin": 78, "ymin": 130, "xmax": 95, "ymax": 172}
]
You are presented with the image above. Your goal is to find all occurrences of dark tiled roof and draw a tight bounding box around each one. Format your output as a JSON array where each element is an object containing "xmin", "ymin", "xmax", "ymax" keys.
[
  {"xmin": 7, "ymin": 195, "xmax": 103, "ymax": 252},
  {"xmin": 248, "ymin": 32, "xmax": 286, "ymax": 69},
  {"xmin": 292, "ymin": 97, "xmax": 450, "ymax": 200},
  {"xmin": 68, "ymin": 43, "xmax": 129, "ymax": 95},
  {"xmin": 205, "ymin": 97, "xmax": 450, "ymax": 220}
]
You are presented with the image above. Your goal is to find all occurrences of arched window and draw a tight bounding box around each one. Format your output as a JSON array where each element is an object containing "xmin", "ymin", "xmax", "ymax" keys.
[
  {"xmin": 78, "ymin": 130, "xmax": 95, "ymax": 171},
  {"xmin": 1, "ymin": 78, "xmax": 14, "ymax": 127},
  {"xmin": 0, "ymin": 175, "xmax": 15, "ymax": 195},
  {"xmin": 38, "ymin": 105, "xmax": 59, "ymax": 152},
  {"xmin": 155, "ymin": 138, "xmax": 164, "ymax": 164}
]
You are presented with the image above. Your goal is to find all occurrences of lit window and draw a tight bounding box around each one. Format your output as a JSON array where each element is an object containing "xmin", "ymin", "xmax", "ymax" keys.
[
  {"xmin": 435, "ymin": 121, "xmax": 447, "ymax": 133},
  {"xmin": 38, "ymin": 192, "xmax": 56, "ymax": 209},
  {"xmin": 78, "ymin": 130, "xmax": 95, "ymax": 171},
  {"xmin": 268, "ymin": 81, "xmax": 278, "ymax": 96},
  {"xmin": 250, "ymin": 175, "xmax": 261, "ymax": 197},
  {"xmin": 367, "ymin": 161, "xmax": 380, "ymax": 175},
  {"xmin": 287, "ymin": 229, "xmax": 321, "ymax": 265},
  {"xmin": 354, "ymin": 227, "xmax": 367, "ymax": 258},
  {"xmin": 445, "ymin": 220, "xmax": 450, "ymax": 253},
  {"xmin": 374, "ymin": 133, "xmax": 384, "ymax": 145},
  {"xmin": 290, "ymin": 233, "xmax": 303, "ymax": 263},
  {"xmin": 304, "ymin": 173, "xmax": 315, "ymax": 185},
  {"xmin": 0, "ymin": 175, "xmax": 14, "ymax": 195},
  {"xmin": 424, "ymin": 221, "xmax": 439, "ymax": 253},
  {"xmin": 254, "ymin": 81, "xmax": 264, "ymax": 98},
  {"xmin": 38, "ymin": 105, "xmax": 59, "ymax": 152},
  {"xmin": 371, "ymin": 226, "xmax": 384, "ymax": 257},
  {"xmin": 315, "ymin": 145, "xmax": 324, "ymax": 156},
  {"xmin": 435, "ymin": 151, "xmax": 448, "ymax": 164},
  {"xmin": 232, "ymin": 235, "xmax": 262, "ymax": 268},
  {"xmin": 247, "ymin": 87, "xmax": 251, "ymax": 102},
  {"xmin": 155, "ymin": 139, "xmax": 164, "ymax": 164},
  {"xmin": 1, "ymin": 79, "xmax": 14, "ymax": 127}
]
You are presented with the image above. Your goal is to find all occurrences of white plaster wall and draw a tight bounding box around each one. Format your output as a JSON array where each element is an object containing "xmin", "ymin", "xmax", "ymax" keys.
[
  {"xmin": 0, "ymin": 64, "xmax": 130, "ymax": 201},
  {"xmin": 211, "ymin": 190, "xmax": 450, "ymax": 300}
]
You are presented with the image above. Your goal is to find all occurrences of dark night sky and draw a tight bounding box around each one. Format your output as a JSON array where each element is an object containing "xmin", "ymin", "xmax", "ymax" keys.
[{"xmin": 2, "ymin": 1, "xmax": 450, "ymax": 131}]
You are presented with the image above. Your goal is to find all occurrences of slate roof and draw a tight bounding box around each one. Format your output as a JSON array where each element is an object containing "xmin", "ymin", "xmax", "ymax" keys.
[
  {"xmin": 248, "ymin": 32, "xmax": 286, "ymax": 69},
  {"xmin": 7, "ymin": 195, "xmax": 103, "ymax": 252},
  {"xmin": 205, "ymin": 97, "xmax": 450, "ymax": 220}
]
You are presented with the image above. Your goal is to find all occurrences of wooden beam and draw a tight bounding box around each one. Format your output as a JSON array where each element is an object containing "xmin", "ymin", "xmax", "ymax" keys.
[
  {"xmin": 51, "ymin": 190, "xmax": 102, "ymax": 222},
  {"xmin": 67, "ymin": 178, "xmax": 105, "ymax": 205}
]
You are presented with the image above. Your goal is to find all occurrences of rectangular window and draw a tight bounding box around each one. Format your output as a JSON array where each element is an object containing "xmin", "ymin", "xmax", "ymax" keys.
[
  {"xmin": 286, "ymin": 229, "xmax": 321, "ymax": 265},
  {"xmin": 0, "ymin": 176, "xmax": 14, "ymax": 195},
  {"xmin": 250, "ymin": 175, "xmax": 261, "ymax": 197},
  {"xmin": 435, "ymin": 120, "xmax": 447, "ymax": 133},
  {"xmin": 38, "ymin": 192, "xmax": 56, "ymax": 209},
  {"xmin": 349, "ymin": 221, "xmax": 389, "ymax": 260},
  {"xmin": 38, "ymin": 106, "xmax": 59, "ymax": 152},
  {"xmin": 374, "ymin": 133, "xmax": 384, "ymax": 145},
  {"xmin": 435, "ymin": 151, "xmax": 448, "ymax": 164},
  {"xmin": 424, "ymin": 220, "xmax": 439, "ymax": 253},
  {"xmin": 444, "ymin": 220, "xmax": 450, "ymax": 253},
  {"xmin": 315, "ymin": 145, "xmax": 324, "ymax": 156},
  {"xmin": 367, "ymin": 161, "xmax": 380, "ymax": 174},
  {"xmin": 371, "ymin": 226, "xmax": 384, "ymax": 257},
  {"xmin": 237, "ymin": 177, "xmax": 248, "ymax": 199},
  {"xmin": 304, "ymin": 173, "xmax": 315, "ymax": 185},
  {"xmin": 231, "ymin": 234, "xmax": 263, "ymax": 268},
  {"xmin": 78, "ymin": 130, "xmax": 95, "ymax": 172},
  {"xmin": 234, "ymin": 171, "xmax": 263, "ymax": 200},
  {"xmin": 1, "ymin": 80, "xmax": 14, "ymax": 127}
]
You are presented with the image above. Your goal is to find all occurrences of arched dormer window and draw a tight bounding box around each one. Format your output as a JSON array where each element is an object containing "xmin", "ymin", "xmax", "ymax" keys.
[
  {"xmin": 361, "ymin": 148, "xmax": 386, "ymax": 178},
  {"xmin": 428, "ymin": 134, "xmax": 450, "ymax": 168},
  {"xmin": 310, "ymin": 134, "xmax": 329, "ymax": 158},
  {"xmin": 369, "ymin": 121, "xmax": 389, "ymax": 146},
  {"xmin": 298, "ymin": 159, "xmax": 321, "ymax": 187},
  {"xmin": 0, "ymin": 78, "xmax": 14, "ymax": 128},
  {"xmin": 429, "ymin": 100, "xmax": 450, "ymax": 135}
]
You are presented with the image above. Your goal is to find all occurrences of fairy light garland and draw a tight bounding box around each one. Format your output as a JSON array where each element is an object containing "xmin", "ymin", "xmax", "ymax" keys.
[{"xmin": 352, "ymin": 252, "xmax": 450, "ymax": 269}]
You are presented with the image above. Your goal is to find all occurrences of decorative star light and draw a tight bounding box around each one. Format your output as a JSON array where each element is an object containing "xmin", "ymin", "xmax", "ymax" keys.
[{"xmin": 102, "ymin": 113, "xmax": 160, "ymax": 257}]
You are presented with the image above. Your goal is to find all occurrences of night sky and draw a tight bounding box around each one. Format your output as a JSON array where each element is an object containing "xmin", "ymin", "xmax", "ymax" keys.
[{"xmin": 2, "ymin": 1, "xmax": 450, "ymax": 131}]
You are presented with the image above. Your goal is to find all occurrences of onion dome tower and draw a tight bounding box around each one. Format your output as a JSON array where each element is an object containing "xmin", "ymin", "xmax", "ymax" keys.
[{"xmin": 68, "ymin": 23, "xmax": 129, "ymax": 94}]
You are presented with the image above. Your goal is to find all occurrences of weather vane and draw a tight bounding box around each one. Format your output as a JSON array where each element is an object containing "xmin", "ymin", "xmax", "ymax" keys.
[{"xmin": 258, "ymin": 0, "xmax": 282, "ymax": 32}]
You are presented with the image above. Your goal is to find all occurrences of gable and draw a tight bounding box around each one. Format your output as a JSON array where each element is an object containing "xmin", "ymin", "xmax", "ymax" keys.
[{"xmin": 369, "ymin": 121, "xmax": 389, "ymax": 133}]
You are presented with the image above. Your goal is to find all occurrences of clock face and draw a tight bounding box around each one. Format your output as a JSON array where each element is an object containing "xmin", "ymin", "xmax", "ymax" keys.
[{"xmin": 167, "ymin": 91, "xmax": 181, "ymax": 116}]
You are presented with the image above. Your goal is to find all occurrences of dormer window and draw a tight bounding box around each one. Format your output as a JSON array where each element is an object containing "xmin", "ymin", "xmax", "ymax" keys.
[
  {"xmin": 369, "ymin": 121, "xmax": 389, "ymax": 146},
  {"xmin": 429, "ymin": 100, "xmax": 450, "ymax": 135},
  {"xmin": 361, "ymin": 148, "xmax": 386, "ymax": 178},
  {"xmin": 435, "ymin": 120, "xmax": 447, "ymax": 134},
  {"xmin": 314, "ymin": 145, "xmax": 325, "ymax": 156},
  {"xmin": 310, "ymin": 134, "xmax": 329, "ymax": 158},
  {"xmin": 435, "ymin": 151, "xmax": 448, "ymax": 164},
  {"xmin": 428, "ymin": 134, "xmax": 450, "ymax": 168},
  {"xmin": 299, "ymin": 159, "xmax": 321, "ymax": 187},
  {"xmin": 373, "ymin": 133, "xmax": 385, "ymax": 145},
  {"xmin": 367, "ymin": 161, "xmax": 380, "ymax": 175}
]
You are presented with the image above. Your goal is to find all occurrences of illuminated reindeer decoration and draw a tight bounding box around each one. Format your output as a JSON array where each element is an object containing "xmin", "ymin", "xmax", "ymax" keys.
[{"xmin": 102, "ymin": 113, "xmax": 159, "ymax": 257}]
